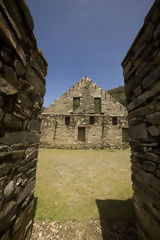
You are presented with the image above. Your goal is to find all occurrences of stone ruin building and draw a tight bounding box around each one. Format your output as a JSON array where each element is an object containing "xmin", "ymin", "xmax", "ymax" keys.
[
  {"xmin": 40, "ymin": 77, "xmax": 129, "ymax": 149},
  {"xmin": 0, "ymin": 0, "xmax": 160, "ymax": 239},
  {"xmin": 122, "ymin": 0, "xmax": 160, "ymax": 239},
  {"xmin": 0, "ymin": 0, "xmax": 47, "ymax": 239}
]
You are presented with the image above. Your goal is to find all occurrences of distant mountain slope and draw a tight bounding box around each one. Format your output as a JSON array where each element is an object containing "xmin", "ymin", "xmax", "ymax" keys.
[{"xmin": 107, "ymin": 86, "xmax": 126, "ymax": 107}]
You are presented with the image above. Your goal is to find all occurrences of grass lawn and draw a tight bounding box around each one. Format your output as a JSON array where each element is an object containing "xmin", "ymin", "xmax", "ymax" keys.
[{"xmin": 34, "ymin": 149, "xmax": 133, "ymax": 222}]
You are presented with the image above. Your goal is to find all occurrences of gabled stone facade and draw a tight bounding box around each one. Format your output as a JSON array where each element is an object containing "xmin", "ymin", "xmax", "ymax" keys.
[{"xmin": 41, "ymin": 77, "xmax": 128, "ymax": 148}]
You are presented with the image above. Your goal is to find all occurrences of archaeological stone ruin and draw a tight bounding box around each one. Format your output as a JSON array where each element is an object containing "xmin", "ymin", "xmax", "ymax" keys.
[
  {"xmin": 0, "ymin": 0, "xmax": 47, "ymax": 239},
  {"xmin": 122, "ymin": 0, "xmax": 160, "ymax": 239},
  {"xmin": 41, "ymin": 77, "xmax": 129, "ymax": 149},
  {"xmin": 0, "ymin": 0, "xmax": 160, "ymax": 239}
]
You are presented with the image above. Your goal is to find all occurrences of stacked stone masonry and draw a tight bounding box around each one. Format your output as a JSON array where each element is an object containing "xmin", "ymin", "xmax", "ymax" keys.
[
  {"xmin": 122, "ymin": 0, "xmax": 160, "ymax": 239},
  {"xmin": 0, "ymin": 1, "xmax": 47, "ymax": 239},
  {"xmin": 41, "ymin": 77, "xmax": 129, "ymax": 149}
]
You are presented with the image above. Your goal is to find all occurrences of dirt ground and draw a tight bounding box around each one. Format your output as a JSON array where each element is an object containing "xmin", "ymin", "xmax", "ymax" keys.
[
  {"xmin": 31, "ymin": 149, "xmax": 138, "ymax": 239},
  {"xmin": 31, "ymin": 219, "xmax": 137, "ymax": 240}
]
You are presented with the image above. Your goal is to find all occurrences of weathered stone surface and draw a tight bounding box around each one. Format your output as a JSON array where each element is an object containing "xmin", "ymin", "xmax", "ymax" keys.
[
  {"xmin": 129, "ymin": 124, "xmax": 148, "ymax": 139},
  {"xmin": 14, "ymin": 60, "xmax": 26, "ymax": 77},
  {"xmin": 0, "ymin": 1, "xmax": 21, "ymax": 40},
  {"xmin": 134, "ymin": 85, "xmax": 142, "ymax": 97},
  {"xmin": 0, "ymin": 164, "xmax": 10, "ymax": 178},
  {"xmin": 1, "ymin": 230, "xmax": 10, "ymax": 240},
  {"xmin": 122, "ymin": 2, "xmax": 160, "ymax": 239},
  {"xmin": 38, "ymin": 48, "xmax": 48, "ymax": 69},
  {"xmin": 4, "ymin": 65, "xmax": 17, "ymax": 86},
  {"xmin": 4, "ymin": 113, "xmax": 22, "ymax": 130},
  {"xmin": 0, "ymin": 96, "xmax": 4, "ymax": 107},
  {"xmin": 127, "ymin": 81, "xmax": 160, "ymax": 112},
  {"xmin": 0, "ymin": 131, "xmax": 40, "ymax": 145},
  {"xmin": 30, "ymin": 56, "xmax": 46, "ymax": 84},
  {"xmin": 25, "ymin": 148, "xmax": 38, "ymax": 162},
  {"xmin": 0, "ymin": 12, "xmax": 26, "ymax": 65},
  {"xmin": 4, "ymin": 181, "xmax": 15, "ymax": 199},
  {"xmin": 0, "ymin": 201, "xmax": 16, "ymax": 231},
  {"xmin": 28, "ymin": 119, "xmax": 41, "ymax": 131},
  {"xmin": 128, "ymin": 117, "xmax": 143, "ymax": 126},
  {"xmin": 145, "ymin": 152, "xmax": 160, "ymax": 163},
  {"xmin": 146, "ymin": 112, "xmax": 160, "ymax": 125},
  {"xmin": 0, "ymin": 77, "xmax": 17, "ymax": 95},
  {"xmin": 17, "ymin": 180, "xmax": 35, "ymax": 204},
  {"xmin": 0, "ymin": 0, "xmax": 47, "ymax": 239},
  {"xmin": 11, "ymin": 143, "xmax": 24, "ymax": 150},
  {"xmin": 147, "ymin": 126, "xmax": 158, "ymax": 136},
  {"xmin": 0, "ymin": 108, "xmax": 4, "ymax": 122},
  {"xmin": 26, "ymin": 66, "xmax": 46, "ymax": 96},
  {"xmin": 142, "ymin": 65, "xmax": 160, "ymax": 90},
  {"xmin": 0, "ymin": 48, "xmax": 12, "ymax": 62},
  {"xmin": 153, "ymin": 24, "xmax": 160, "ymax": 40},
  {"xmin": 143, "ymin": 161, "xmax": 156, "ymax": 174},
  {"xmin": 12, "ymin": 150, "xmax": 25, "ymax": 160},
  {"xmin": 17, "ymin": 0, "xmax": 34, "ymax": 31},
  {"xmin": 0, "ymin": 145, "xmax": 11, "ymax": 153},
  {"xmin": 157, "ymin": 169, "xmax": 160, "ymax": 178}
]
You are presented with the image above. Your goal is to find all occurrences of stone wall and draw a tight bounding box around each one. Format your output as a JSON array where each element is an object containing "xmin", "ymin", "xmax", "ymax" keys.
[
  {"xmin": 0, "ymin": 1, "xmax": 47, "ymax": 239},
  {"xmin": 46, "ymin": 77, "xmax": 127, "ymax": 116},
  {"xmin": 122, "ymin": 1, "xmax": 160, "ymax": 239},
  {"xmin": 41, "ymin": 77, "xmax": 128, "ymax": 149},
  {"xmin": 41, "ymin": 114, "xmax": 128, "ymax": 149}
]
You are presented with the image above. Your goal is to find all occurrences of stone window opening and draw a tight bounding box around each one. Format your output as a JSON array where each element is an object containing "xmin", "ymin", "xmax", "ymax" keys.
[
  {"xmin": 65, "ymin": 116, "xmax": 70, "ymax": 125},
  {"xmin": 112, "ymin": 117, "xmax": 117, "ymax": 125},
  {"xmin": 73, "ymin": 97, "xmax": 80, "ymax": 111},
  {"xmin": 89, "ymin": 116, "xmax": 95, "ymax": 125},
  {"xmin": 78, "ymin": 127, "xmax": 85, "ymax": 142},
  {"xmin": 94, "ymin": 97, "xmax": 101, "ymax": 114}
]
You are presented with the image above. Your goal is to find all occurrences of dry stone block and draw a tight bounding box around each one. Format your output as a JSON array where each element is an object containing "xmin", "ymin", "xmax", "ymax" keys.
[
  {"xmin": 28, "ymin": 119, "xmax": 41, "ymax": 131},
  {"xmin": 0, "ymin": 77, "xmax": 18, "ymax": 96},
  {"xmin": 147, "ymin": 126, "xmax": 159, "ymax": 136},
  {"xmin": 143, "ymin": 161, "xmax": 156, "ymax": 174},
  {"xmin": 14, "ymin": 60, "xmax": 26, "ymax": 77},
  {"xmin": 4, "ymin": 113, "xmax": 22, "ymax": 130},
  {"xmin": 17, "ymin": 180, "xmax": 35, "ymax": 204},
  {"xmin": 0, "ymin": 12, "xmax": 26, "ymax": 65},
  {"xmin": 129, "ymin": 123, "xmax": 148, "ymax": 139},
  {"xmin": 0, "ymin": 164, "xmax": 10, "ymax": 178},
  {"xmin": 0, "ymin": 108, "xmax": 4, "ymax": 122},
  {"xmin": 0, "ymin": 131, "xmax": 40, "ymax": 145},
  {"xmin": 4, "ymin": 65, "xmax": 17, "ymax": 86},
  {"xmin": 146, "ymin": 112, "xmax": 160, "ymax": 125},
  {"xmin": 145, "ymin": 152, "xmax": 160, "ymax": 163},
  {"xmin": 0, "ymin": 201, "xmax": 16, "ymax": 231},
  {"xmin": 4, "ymin": 181, "xmax": 15, "ymax": 199},
  {"xmin": 26, "ymin": 66, "xmax": 45, "ymax": 97}
]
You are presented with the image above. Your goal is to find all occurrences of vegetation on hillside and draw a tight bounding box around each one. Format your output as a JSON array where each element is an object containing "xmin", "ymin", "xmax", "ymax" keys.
[{"xmin": 107, "ymin": 86, "xmax": 126, "ymax": 107}]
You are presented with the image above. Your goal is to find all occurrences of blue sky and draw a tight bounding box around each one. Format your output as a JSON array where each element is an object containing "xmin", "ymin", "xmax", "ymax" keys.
[{"xmin": 26, "ymin": 0, "xmax": 154, "ymax": 107}]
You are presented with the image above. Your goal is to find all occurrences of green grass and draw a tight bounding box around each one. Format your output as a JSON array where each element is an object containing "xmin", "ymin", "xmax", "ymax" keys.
[{"xmin": 34, "ymin": 149, "xmax": 133, "ymax": 222}]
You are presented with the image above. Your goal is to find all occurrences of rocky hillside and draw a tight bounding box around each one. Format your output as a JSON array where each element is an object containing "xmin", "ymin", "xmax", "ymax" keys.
[{"xmin": 107, "ymin": 86, "xmax": 126, "ymax": 107}]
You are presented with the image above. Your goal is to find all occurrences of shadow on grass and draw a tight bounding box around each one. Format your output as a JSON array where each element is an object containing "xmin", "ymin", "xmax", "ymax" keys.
[{"xmin": 96, "ymin": 198, "xmax": 138, "ymax": 240}]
